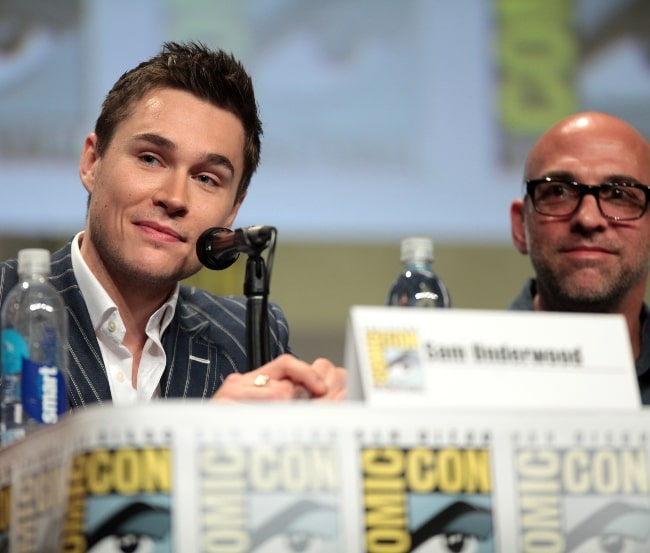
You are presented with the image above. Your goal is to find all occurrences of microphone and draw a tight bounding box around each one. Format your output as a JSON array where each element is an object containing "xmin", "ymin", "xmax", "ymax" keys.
[{"xmin": 196, "ymin": 225, "xmax": 276, "ymax": 270}]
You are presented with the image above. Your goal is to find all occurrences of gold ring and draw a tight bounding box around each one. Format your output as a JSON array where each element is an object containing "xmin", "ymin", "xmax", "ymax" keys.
[{"xmin": 253, "ymin": 374, "xmax": 271, "ymax": 387}]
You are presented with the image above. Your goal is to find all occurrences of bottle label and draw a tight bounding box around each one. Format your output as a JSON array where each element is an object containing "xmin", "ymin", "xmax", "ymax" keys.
[
  {"xmin": 22, "ymin": 358, "xmax": 67, "ymax": 424},
  {"xmin": 1, "ymin": 329, "xmax": 29, "ymax": 375}
]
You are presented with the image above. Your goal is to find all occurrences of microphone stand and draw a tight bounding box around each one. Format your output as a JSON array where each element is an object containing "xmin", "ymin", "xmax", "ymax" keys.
[
  {"xmin": 196, "ymin": 225, "xmax": 277, "ymax": 372},
  {"xmin": 244, "ymin": 252, "xmax": 271, "ymax": 371}
]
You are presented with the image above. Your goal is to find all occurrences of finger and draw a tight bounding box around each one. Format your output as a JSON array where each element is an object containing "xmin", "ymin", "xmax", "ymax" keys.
[
  {"xmin": 317, "ymin": 368, "xmax": 347, "ymax": 401},
  {"xmin": 213, "ymin": 371, "xmax": 297, "ymax": 401},
  {"xmin": 258, "ymin": 354, "xmax": 328, "ymax": 397},
  {"xmin": 293, "ymin": 385, "xmax": 313, "ymax": 399},
  {"xmin": 310, "ymin": 357, "xmax": 336, "ymax": 378}
]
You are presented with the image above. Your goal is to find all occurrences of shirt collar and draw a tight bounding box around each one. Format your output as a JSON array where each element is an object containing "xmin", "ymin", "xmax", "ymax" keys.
[{"xmin": 70, "ymin": 231, "xmax": 179, "ymax": 334}]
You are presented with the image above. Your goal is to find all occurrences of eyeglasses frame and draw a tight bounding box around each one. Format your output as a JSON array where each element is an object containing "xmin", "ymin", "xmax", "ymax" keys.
[{"xmin": 525, "ymin": 176, "xmax": 650, "ymax": 221}]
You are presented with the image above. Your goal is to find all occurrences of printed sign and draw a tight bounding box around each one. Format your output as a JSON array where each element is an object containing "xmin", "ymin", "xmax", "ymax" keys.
[
  {"xmin": 0, "ymin": 483, "xmax": 10, "ymax": 552},
  {"xmin": 198, "ymin": 443, "xmax": 341, "ymax": 552},
  {"xmin": 515, "ymin": 445, "xmax": 650, "ymax": 551},
  {"xmin": 361, "ymin": 446, "xmax": 494, "ymax": 552},
  {"xmin": 61, "ymin": 447, "xmax": 172, "ymax": 552},
  {"xmin": 345, "ymin": 307, "xmax": 641, "ymax": 410},
  {"xmin": 1, "ymin": 402, "xmax": 650, "ymax": 550}
]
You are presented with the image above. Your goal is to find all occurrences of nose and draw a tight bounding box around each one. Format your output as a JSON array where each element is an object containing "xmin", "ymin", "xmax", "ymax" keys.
[
  {"xmin": 153, "ymin": 171, "xmax": 189, "ymax": 216},
  {"xmin": 570, "ymin": 192, "xmax": 606, "ymax": 230}
]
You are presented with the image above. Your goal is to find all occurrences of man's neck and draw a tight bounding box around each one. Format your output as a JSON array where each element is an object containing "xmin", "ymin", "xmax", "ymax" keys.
[
  {"xmin": 78, "ymin": 233, "xmax": 174, "ymax": 333},
  {"xmin": 533, "ymin": 290, "xmax": 644, "ymax": 359}
]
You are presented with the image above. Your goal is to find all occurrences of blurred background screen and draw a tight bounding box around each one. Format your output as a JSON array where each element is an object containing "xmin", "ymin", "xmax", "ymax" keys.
[{"xmin": 1, "ymin": 0, "xmax": 648, "ymax": 242}]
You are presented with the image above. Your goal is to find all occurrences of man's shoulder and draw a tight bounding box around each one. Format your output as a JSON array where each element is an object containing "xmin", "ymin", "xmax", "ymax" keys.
[
  {"xmin": 507, "ymin": 278, "xmax": 536, "ymax": 311},
  {"xmin": 178, "ymin": 285, "xmax": 247, "ymax": 313},
  {"xmin": 177, "ymin": 285, "xmax": 287, "ymax": 324},
  {"xmin": 0, "ymin": 256, "xmax": 19, "ymax": 300},
  {"xmin": 0, "ymin": 254, "xmax": 18, "ymax": 272},
  {"xmin": 175, "ymin": 285, "xmax": 290, "ymax": 352}
]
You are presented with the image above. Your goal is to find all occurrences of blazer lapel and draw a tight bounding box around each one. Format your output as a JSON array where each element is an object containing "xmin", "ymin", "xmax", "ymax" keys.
[
  {"xmin": 50, "ymin": 245, "xmax": 112, "ymax": 407},
  {"xmin": 159, "ymin": 305, "xmax": 220, "ymax": 399},
  {"xmin": 47, "ymin": 242, "xmax": 234, "ymax": 405}
]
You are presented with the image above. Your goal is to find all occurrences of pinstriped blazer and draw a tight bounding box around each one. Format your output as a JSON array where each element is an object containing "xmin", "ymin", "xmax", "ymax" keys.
[{"xmin": 0, "ymin": 240, "xmax": 292, "ymax": 409}]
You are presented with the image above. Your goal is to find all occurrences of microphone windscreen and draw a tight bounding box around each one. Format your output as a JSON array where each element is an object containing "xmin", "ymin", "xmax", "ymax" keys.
[{"xmin": 196, "ymin": 227, "xmax": 240, "ymax": 270}]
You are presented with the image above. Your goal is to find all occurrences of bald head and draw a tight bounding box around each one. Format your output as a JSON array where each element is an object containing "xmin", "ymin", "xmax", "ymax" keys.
[
  {"xmin": 511, "ymin": 110, "xmax": 650, "ymax": 319},
  {"xmin": 524, "ymin": 112, "xmax": 650, "ymax": 183}
]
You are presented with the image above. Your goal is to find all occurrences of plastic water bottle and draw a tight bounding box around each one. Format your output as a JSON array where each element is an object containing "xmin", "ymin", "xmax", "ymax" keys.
[
  {"xmin": 386, "ymin": 237, "xmax": 451, "ymax": 307},
  {"xmin": 1, "ymin": 249, "xmax": 68, "ymax": 445}
]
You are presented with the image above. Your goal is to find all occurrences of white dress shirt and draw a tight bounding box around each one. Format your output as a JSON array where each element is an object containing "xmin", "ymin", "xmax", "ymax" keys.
[{"xmin": 70, "ymin": 232, "xmax": 179, "ymax": 404}]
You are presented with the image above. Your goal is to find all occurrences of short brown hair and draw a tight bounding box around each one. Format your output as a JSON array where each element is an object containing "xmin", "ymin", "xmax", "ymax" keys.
[{"xmin": 94, "ymin": 41, "xmax": 262, "ymax": 203}]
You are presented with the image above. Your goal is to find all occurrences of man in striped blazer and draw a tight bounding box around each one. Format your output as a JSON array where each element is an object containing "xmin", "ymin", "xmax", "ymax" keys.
[{"xmin": 0, "ymin": 41, "xmax": 345, "ymax": 409}]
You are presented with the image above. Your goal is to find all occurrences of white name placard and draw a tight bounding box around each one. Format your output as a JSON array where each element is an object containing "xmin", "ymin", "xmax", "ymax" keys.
[{"xmin": 344, "ymin": 306, "xmax": 641, "ymax": 410}]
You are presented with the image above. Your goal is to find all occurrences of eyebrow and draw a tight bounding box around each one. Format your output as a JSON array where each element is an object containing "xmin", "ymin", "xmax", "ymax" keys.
[{"xmin": 133, "ymin": 132, "xmax": 235, "ymax": 176}]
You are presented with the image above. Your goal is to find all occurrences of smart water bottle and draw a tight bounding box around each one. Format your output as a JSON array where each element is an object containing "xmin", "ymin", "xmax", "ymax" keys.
[
  {"xmin": 386, "ymin": 237, "xmax": 451, "ymax": 307},
  {"xmin": 1, "ymin": 249, "xmax": 68, "ymax": 445}
]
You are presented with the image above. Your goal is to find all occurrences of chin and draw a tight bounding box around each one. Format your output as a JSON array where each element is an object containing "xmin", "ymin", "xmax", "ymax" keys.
[
  {"xmin": 559, "ymin": 290, "xmax": 616, "ymax": 312},
  {"xmin": 125, "ymin": 260, "xmax": 193, "ymax": 285}
]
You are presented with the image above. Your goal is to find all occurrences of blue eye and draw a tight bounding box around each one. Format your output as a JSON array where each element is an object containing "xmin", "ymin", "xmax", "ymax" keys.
[
  {"xmin": 139, "ymin": 154, "xmax": 160, "ymax": 165},
  {"xmin": 195, "ymin": 174, "xmax": 218, "ymax": 188}
]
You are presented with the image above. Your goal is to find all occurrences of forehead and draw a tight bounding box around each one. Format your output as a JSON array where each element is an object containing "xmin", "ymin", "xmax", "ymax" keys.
[
  {"xmin": 118, "ymin": 88, "xmax": 245, "ymax": 148},
  {"xmin": 106, "ymin": 88, "xmax": 247, "ymax": 185},
  {"xmin": 528, "ymin": 123, "xmax": 650, "ymax": 183}
]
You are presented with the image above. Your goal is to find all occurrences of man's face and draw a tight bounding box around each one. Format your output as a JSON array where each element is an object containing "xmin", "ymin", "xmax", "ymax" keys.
[
  {"xmin": 79, "ymin": 87, "xmax": 245, "ymax": 287},
  {"xmin": 511, "ymin": 117, "xmax": 650, "ymax": 312}
]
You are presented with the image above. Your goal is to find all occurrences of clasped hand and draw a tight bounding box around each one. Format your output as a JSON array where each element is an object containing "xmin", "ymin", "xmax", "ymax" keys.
[{"xmin": 212, "ymin": 354, "xmax": 346, "ymax": 402}]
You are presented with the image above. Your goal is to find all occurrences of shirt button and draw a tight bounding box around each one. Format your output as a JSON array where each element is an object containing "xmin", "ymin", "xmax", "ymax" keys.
[
  {"xmin": 108, "ymin": 321, "xmax": 117, "ymax": 333},
  {"xmin": 116, "ymin": 371, "xmax": 125, "ymax": 383}
]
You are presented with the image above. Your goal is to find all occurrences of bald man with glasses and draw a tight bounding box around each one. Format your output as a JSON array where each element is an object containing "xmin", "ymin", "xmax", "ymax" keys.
[{"xmin": 509, "ymin": 111, "xmax": 650, "ymax": 404}]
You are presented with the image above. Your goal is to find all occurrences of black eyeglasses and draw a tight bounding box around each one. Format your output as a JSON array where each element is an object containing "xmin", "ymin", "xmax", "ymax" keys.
[{"xmin": 526, "ymin": 177, "xmax": 650, "ymax": 221}]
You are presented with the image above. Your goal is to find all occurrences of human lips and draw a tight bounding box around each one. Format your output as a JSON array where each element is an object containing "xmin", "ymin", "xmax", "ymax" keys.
[
  {"xmin": 559, "ymin": 243, "xmax": 615, "ymax": 259},
  {"xmin": 135, "ymin": 221, "xmax": 186, "ymax": 243}
]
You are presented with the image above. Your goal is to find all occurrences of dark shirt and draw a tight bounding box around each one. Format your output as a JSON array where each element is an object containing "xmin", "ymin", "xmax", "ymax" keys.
[{"xmin": 509, "ymin": 278, "xmax": 650, "ymax": 405}]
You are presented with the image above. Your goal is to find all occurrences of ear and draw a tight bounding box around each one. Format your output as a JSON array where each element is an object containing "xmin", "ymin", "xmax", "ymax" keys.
[
  {"xmin": 79, "ymin": 133, "xmax": 100, "ymax": 194},
  {"xmin": 510, "ymin": 198, "xmax": 529, "ymax": 254}
]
